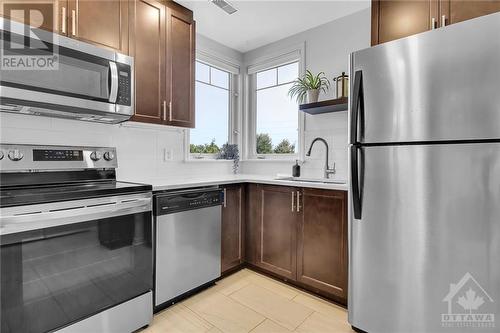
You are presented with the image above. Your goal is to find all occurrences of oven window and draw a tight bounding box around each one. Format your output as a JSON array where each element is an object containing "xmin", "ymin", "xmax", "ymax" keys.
[
  {"xmin": 0, "ymin": 211, "xmax": 152, "ymax": 333},
  {"xmin": 1, "ymin": 37, "xmax": 109, "ymax": 101}
]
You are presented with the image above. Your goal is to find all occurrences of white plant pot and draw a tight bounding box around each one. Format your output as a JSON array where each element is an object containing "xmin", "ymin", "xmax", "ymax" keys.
[{"xmin": 307, "ymin": 89, "xmax": 320, "ymax": 103}]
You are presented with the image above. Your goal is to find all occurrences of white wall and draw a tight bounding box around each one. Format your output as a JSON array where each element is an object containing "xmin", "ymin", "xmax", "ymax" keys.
[
  {"xmin": 0, "ymin": 10, "xmax": 370, "ymax": 183},
  {"xmin": 240, "ymin": 8, "xmax": 371, "ymax": 181},
  {"xmin": 0, "ymin": 113, "xmax": 235, "ymax": 181},
  {"xmin": 0, "ymin": 34, "xmax": 243, "ymax": 183}
]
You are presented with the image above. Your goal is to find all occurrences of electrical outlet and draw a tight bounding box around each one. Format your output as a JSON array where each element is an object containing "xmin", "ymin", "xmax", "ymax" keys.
[{"xmin": 163, "ymin": 148, "xmax": 173, "ymax": 161}]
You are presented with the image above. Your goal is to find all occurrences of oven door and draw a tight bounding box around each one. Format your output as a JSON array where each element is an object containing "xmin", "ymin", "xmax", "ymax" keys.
[{"xmin": 0, "ymin": 193, "xmax": 152, "ymax": 333}]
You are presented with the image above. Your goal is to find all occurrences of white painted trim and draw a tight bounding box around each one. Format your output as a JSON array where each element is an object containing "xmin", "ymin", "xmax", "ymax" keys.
[
  {"xmin": 186, "ymin": 52, "xmax": 241, "ymax": 161},
  {"xmin": 196, "ymin": 49, "xmax": 240, "ymax": 74},
  {"xmin": 247, "ymin": 42, "xmax": 305, "ymax": 74}
]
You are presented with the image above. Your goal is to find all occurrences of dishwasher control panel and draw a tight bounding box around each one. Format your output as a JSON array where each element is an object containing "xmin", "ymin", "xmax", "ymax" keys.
[{"xmin": 154, "ymin": 188, "xmax": 223, "ymax": 215}]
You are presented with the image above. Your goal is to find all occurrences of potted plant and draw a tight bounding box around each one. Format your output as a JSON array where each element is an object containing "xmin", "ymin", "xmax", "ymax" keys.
[{"xmin": 288, "ymin": 70, "xmax": 330, "ymax": 104}]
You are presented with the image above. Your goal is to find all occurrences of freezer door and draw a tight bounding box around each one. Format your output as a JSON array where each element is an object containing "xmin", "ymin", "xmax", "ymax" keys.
[
  {"xmin": 350, "ymin": 12, "xmax": 500, "ymax": 144},
  {"xmin": 348, "ymin": 143, "xmax": 500, "ymax": 333}
]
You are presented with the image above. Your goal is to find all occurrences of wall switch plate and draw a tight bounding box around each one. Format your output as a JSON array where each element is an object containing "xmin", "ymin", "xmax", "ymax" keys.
[{"xmin": 163, "ymin": 148, "xmax": 173, "ymax": 161}]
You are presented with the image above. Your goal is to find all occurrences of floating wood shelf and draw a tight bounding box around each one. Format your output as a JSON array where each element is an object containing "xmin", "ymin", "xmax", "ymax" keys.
[{"xmin": 299, "ymin": 97, "xmax": 348, "ymax": 115}]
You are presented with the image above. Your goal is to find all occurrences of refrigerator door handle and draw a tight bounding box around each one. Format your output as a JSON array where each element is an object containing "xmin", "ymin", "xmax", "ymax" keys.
[
  {"xmin": 351, "ymin": 145, "xmax": 362, "ymax": 219},
  {"xmin": 350, "ymin": 70, "xmax": 363, "ymax": 145}
]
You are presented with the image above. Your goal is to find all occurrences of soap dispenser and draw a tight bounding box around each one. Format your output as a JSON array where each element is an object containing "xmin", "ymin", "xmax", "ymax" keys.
[{"xmin": 292, "ymin": 160, "xmax": 301, "ymax": 177}]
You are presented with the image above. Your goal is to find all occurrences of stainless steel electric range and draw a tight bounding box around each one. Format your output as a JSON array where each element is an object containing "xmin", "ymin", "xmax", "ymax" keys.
[{"xmin": 0, "ymin": 144, "xmax": 153, "ymax": 333}]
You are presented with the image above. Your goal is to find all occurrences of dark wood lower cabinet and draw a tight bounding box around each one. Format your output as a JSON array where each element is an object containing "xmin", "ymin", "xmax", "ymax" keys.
[
  {"xmin": 297, "ymin": 188, "xmax": 348, "ymax": 301},
  {"xmin": 243, "ymin": 184, "xmax": 348, "ymax": 304},
  {"xmin": 255, "ymin": 185, "xmax": 299, "ymax": 280},
  {"xmin": 221, "ymin": 185, "xmax": 245, "ymax": 274}
]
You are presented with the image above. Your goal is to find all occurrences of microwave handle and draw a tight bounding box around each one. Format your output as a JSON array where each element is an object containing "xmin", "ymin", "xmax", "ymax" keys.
[{"xmin": 108, "ymin": 61, "xmax": 119, "ymax": 103}]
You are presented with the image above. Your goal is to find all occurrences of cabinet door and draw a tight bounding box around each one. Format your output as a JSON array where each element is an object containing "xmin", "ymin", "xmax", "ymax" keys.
[
  {"xmin": 130, "ymin": 0, "xmax": 166, "ymax": 124},
  {"xmin": 68, "ymin": 0, "xmax": 128, "ymax": 53},
  {"xmin": 256, "ymin": 185, "xmax": 299, "ymax": 280},
  {"xmin": 221, "ymin": 185, "xmax": 245, "ymax": 274},
  {"xmin": 297, "ymin": 189, "xmax": 348, "ymax": 301},
  {"xmin": 0, "ymin": 0, "xmax": 68, "ymax": 35},
  {"xmin": 440, "ymin": 0, "xmax": 500, "ymax": 26},
  {"xmin": 165, "ymin": 2, "xmax": 195, "ymax": 128},
  {"xmin": 372, "ymin": 0, "xmax": 438, "ymax": 45},
  {"xmin": 245, "ymin": 184, "xmax": 261, "ymax": 266}
]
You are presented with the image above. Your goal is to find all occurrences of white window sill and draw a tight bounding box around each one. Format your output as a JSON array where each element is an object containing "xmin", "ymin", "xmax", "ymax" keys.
[
  {"xmin": 185, "ymin": 158, "xmax": 234, "ymax": 163},
  {"xmin": 243, "ymin": 158, "xmax": 301, "ymax": 163}
]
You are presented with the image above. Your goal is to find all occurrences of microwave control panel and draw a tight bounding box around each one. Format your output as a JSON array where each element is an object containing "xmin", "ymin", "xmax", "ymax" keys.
[{"xmin": 116, "ymin": 63, "xmax": 131, "ymax": 106}]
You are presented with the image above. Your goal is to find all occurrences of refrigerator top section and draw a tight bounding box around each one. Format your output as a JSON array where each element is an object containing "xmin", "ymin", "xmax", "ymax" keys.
[{"xmin": 350, "ymin": 12, "xmax": 500, "ymax": 145}]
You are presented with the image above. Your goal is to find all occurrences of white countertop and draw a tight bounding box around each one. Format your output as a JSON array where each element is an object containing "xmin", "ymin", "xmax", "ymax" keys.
[{"xmin": 120, "ymin": 174, "xmax": 348, "ymax": 192}]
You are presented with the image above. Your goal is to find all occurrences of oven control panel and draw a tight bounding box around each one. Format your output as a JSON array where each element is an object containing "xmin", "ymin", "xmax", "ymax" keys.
[
  {"xmin": 0, "ymin": 144, "xmax": 118, "ymax": 171},
  {"xmin": 33, "ymin": 149, "xmax": 84, "ymax": 161}
]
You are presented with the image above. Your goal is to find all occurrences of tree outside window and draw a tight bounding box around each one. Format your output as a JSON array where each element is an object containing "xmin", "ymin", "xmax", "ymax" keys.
[{"xmin": 255, "ymin": 62, "xmax": 299, "ymax": 155}]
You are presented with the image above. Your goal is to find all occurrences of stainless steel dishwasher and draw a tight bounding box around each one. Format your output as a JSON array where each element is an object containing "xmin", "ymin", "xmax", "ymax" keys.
[{"xmin": 154, "ymin": 187, "xmax": 222, "ymax": 308}]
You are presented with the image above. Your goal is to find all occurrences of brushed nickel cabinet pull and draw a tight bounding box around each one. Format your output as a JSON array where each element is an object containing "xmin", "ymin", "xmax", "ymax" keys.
[
  {"xmin": 61, "ymin": 7, "xmax": 66, "ymax": 34},
  {"xmin": 71, "ymin": 10, "xmax": 76, "ymax": 36},
  {"xmin": 223, "ymin": 188, "xmax": 227, "ymax": 208},
  {"xmin": 441, "ymin": 15, "xmax": 446, "ymax": 27},
  {"xmin": 169, "ymin": 101, "xmax": 172, "ymax": 121},
  {"xmin": 431, "ymin": 17, "xmax": 436, "ymax": 30},
  {"xmin": 296, "ymin": 191, "xmax": 301, "ymax": 212},
  {"xmin": 162, "ymin": 101, "xmax": 167, "ymax": 120},
  {"xmin": 291, "ymin": 191, "xmax": 295, "ymax": 212}
]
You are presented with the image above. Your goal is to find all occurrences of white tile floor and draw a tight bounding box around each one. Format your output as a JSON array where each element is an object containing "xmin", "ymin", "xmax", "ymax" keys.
[{"xmin": 142, "ymin": 269, "xmax": 355, "ymax": 333}]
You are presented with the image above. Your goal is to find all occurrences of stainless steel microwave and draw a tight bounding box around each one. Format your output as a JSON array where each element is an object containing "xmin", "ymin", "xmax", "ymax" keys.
[{"xmin": 0, "ymin": 18, "xmax": 133, "ymax": 123}]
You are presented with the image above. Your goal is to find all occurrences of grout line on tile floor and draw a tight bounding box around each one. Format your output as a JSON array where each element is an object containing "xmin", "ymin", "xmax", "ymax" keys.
[
  {"xmin": 245, "ymin": 315, "xmax": 267, "ymax": 333},
  {"xmin": 293, "ymin": 309, "xmax": 316, "ymax": 331}
]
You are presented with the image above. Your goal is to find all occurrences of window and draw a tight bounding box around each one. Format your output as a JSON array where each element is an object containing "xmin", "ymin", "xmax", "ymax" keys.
[
  {"xmin": 253, "ymin": 61, "xmax": 299, "ymax": 157},
  {"xmin": 190, "ymin": 61, "xmax": 231, "ymax": 156}
]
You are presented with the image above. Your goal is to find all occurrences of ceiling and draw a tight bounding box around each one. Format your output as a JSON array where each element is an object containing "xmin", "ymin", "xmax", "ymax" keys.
[{"xmin": 176, "ymin": 0, "xmax": 370, "ymax": 53}]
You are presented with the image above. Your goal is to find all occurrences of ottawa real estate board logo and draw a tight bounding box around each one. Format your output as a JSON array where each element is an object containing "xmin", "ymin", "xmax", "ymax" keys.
[
  {"xmin": 1, "ymin": 2, "xmax": 58, "ymax": 70},
  {"xmin": 442, "ymin": 272, "xmax": 495, "ymax": 328}
]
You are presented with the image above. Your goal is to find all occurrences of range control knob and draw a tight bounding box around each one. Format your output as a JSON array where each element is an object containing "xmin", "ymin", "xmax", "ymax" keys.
[
  {"xmin": 90, "ymin": 151, "xmax": 102, "ymax": 161},
  {"xmin": 104, "ymin": 151, "xmax": 115, "ymax": 161},
  {"xmin": 0, "ymin": 151, "xmax": 4, "ymax": 160},
  {"xmin": 8, "ymin": 149, "xmax": 24, "ymax": 161}
]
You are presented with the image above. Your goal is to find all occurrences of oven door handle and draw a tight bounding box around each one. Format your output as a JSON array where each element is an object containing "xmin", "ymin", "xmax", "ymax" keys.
[
  {"xmin": 108, "ymin": 61, "xmax": 119, "ymax": 103},
  {"xmin": 0, "ymin": 196, "xmax": 151, "ymax": 236}
]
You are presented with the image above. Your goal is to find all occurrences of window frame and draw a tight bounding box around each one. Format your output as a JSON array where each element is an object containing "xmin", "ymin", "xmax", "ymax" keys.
[
  {"xmin": 245, "ymin": 44, "xmax": 305, "ymax": 161},
  {"xmin": 185, "ymin": 54, "xmax": 241, "ymax": 161}
]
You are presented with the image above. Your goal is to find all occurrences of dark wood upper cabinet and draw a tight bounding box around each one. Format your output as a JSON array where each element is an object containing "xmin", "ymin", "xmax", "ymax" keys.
[
  {"xmin": 440, "ymin": 0, "xmax": 500, "ymax": 25},
  {"xmin": 372, "ymin": 0, "xmax": 438, "ymax": 45},
  {"xmin": 372, "ymin": 0, "xmax": 500, "ymax": 45},
  {"xmin": 0, "ymin": 0, "xmax": 68, "ymax": 35},
  {"xmin": 221, "ymin": 184, "xmax": 245, "ymax": 274},
  {"xmin": 297, "ymin": 188, "xmax": 348, "ymax": 303},
  {"xmin": 254, "ymin": 185, "xmax": 299, "ymax": 281},
  {"xmin": 130, "ymin": 0, "xmax": 166, "ymax": 124},
  {"xmin": 165, "ymin": 1, "xmax": 195, "ymax": 128},
  {"xmin": 130, "ymin": 0, "xmax": 195, "ymax": 128},
  {"xmin": 68, "ymin": 0, "xmax": 129, "ymax": 54}
]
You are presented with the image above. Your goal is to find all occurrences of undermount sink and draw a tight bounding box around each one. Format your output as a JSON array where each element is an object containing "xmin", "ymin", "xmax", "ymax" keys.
[{"xmin": 275, "ymin": 176, "xmax": 346, "ymax": 185}]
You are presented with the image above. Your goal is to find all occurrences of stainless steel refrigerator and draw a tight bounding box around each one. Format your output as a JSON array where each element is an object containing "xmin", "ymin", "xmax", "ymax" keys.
[{"xmin": 348, "ymin": 12, "xmax": 500, "ymax": 333}]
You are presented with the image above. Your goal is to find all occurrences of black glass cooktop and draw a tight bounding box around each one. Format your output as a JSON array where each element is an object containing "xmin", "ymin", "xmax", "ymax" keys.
[{"xmin": 0, "ymin": 181, "xmax": 152, "ymax": 207}]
